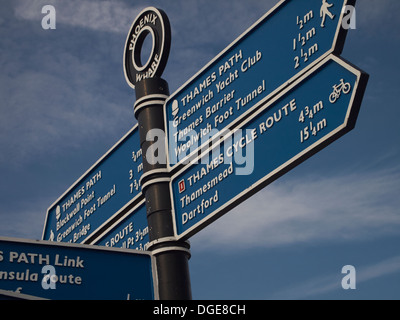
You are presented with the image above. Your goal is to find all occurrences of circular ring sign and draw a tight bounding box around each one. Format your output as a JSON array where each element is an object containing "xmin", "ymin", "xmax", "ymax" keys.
[{"xmin": 124, "ymin": 7, "xmax": 171, "ymax": 89}]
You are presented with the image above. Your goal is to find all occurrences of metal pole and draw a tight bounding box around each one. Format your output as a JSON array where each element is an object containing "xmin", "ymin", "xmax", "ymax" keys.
[{"xmin": 134, "ymin": 77, "xmax": 192, "ymax": 300}]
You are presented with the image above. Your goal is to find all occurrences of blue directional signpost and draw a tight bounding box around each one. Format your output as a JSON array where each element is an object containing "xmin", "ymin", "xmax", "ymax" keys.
[
  {"xmin": 42, "ymin": 125, "xmax": 145, "ymax": 245},
  {"xmin": 165, "ymin": 0, "xmax": 356, "ymax": 169},
  {"xmin": 0, "ymin": 237, "xmax": 156, "ymax": 300},
  {"xmin": 1, "ymin": 1, "xmax": 366, "ymax": 301},
  {"xmin": 170, "ymin": 55, "xmax": 368, "ymax": 240}
]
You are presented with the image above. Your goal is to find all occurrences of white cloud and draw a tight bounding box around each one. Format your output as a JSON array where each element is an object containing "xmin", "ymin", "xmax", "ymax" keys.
[
  {"xmin": 14, "ymin": 0, "xmax": 141, "ymax": 33},
  {"xmin": 271, "ymin": 271, "xmax": 340, "ymax": 300},
  {"xmin": 191, "ymin": 165, "xmax": 400, "ymax": 251},
  {"xmin": 0, "ymin": 62, "xmax": 132, "ymax": 167},
  {"xmin": 271, "ymin": 254, "xmax": 400, "ymax": 299},
  {"xmin": 358, "ymin": 255, "xmax": 400, "ymax": 283}
]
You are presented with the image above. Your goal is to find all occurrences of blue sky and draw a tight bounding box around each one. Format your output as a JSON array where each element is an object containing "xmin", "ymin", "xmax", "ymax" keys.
[{"xmin": 1, "ymin": 0, "xmax": 400, "ymax": 300}]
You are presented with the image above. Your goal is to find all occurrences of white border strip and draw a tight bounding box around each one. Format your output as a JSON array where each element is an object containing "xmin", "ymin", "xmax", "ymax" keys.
[
  {"xmin": 151, "ymin": 246, "xmax": 191, "ymax": 257},
  {"xmin": 141, "ymin": 177, "xmax": 171, "ymax": 191},
  {"xmin": 135, "ymin": 94, "xmax": 169, "ymax": 107},
  {"xmin": 0, "ymin": 289, "xmax": 49, "ymax": 301},
  {"xmin": 0, "ymin": 236, "xmax": 153, "ymax": 256}
]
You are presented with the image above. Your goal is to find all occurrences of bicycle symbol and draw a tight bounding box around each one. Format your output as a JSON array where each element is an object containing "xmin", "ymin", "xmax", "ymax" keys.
[{"xmin": 329, "ymin": 79, "xmax": 351, "ymax": 103}]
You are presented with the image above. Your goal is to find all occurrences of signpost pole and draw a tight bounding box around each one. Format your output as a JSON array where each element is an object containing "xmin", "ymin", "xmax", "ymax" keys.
[
  {"xmin": 134, "ymin": 78, "xmax": 192, "ymax": 300},
  {"xmin": 123, "ymin": 7, "xmax": 192, "ymax": 300}
]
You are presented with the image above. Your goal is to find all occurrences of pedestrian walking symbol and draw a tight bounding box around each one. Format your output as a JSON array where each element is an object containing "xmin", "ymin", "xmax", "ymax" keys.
[{"xmin": 320, "ymin": 0, "xmax": 335, "ymax": 27}]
